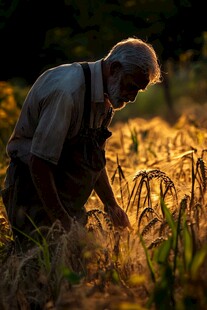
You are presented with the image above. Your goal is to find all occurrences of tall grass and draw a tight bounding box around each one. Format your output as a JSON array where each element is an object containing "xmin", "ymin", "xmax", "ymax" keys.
[{"xmin": 1, "ymin": 79, "xmax": 207, "ymax": 308}]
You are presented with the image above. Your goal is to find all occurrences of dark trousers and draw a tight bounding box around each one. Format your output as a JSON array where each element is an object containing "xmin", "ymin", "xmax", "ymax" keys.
[{"xmin": 1, "ymin": 161, "xmax": 52, "ymax": 247}]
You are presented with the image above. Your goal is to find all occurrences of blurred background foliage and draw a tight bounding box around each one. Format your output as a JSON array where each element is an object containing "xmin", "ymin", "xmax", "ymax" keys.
[
  {"xmin": 0, "ymin": 0, "xmax": 205, "ymax": 81},
  {"xmin": 0, "ymin": 0, "xmax": 207, "ymax": 157}
]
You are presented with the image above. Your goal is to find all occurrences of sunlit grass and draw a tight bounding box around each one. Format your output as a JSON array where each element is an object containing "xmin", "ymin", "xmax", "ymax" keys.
[{"xmin": 1, "ymin": 80, "xmax": 207, "ymax": 308}]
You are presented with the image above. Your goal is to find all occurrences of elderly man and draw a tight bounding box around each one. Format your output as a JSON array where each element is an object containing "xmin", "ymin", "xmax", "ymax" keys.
[{"xmin": 1, "ymin": 37, "xmax": 161, "ymax": 244}]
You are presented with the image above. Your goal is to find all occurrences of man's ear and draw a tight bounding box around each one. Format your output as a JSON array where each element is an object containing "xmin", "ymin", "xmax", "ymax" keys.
[{"xmin": 110, "ymin": 61, "xmax": 122, "ymax": 75}]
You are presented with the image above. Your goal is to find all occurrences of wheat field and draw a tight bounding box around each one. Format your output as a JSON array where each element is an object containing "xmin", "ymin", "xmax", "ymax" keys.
[{"xmin": 1, "ymin": 104, "xmax": 207, "ymax": 310}]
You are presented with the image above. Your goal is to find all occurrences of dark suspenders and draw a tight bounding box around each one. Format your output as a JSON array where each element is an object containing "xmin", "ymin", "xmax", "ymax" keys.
[
  {"xmin": 80, "ymin": 62, "xmax": 113, "ymax": 129},
  {"xmin": 80, "ymin": 62, "xmax": 91, "ymax": 129}
]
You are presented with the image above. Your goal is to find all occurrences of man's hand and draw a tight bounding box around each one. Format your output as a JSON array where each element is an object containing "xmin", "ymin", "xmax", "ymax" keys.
[{"xmin": 104, "ymin": 204, "xmax": 131, "ymax": 229}]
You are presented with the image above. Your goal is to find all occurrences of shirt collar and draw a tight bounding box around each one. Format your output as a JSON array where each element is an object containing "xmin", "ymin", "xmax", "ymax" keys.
[{"xmin": 88, "ymin": 59, "xmax": 104, "ymax": 103}]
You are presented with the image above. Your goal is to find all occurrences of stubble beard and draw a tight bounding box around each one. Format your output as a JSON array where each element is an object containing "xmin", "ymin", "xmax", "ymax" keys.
[{"xmin": 107, "ymin": 73, "xmax": 127, "ymax": 111}]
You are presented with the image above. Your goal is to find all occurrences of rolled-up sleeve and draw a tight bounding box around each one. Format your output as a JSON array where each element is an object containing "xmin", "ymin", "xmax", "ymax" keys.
[{"xmin": 31, "ymin": 90, "xmax": 73, "ymax": 164}]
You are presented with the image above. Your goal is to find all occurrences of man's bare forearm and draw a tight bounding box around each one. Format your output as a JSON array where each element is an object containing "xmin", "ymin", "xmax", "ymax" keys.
[
  {"xmin": 29, "ymin": 154, "xmax": 70, "ymax": 223},
  {"xmin": 94, "ymin": 168, "xmax": 131, "ymax": 229},
  {"xmin": 94, "ymin": 168, "xmax": 117, "ymax": 206}
]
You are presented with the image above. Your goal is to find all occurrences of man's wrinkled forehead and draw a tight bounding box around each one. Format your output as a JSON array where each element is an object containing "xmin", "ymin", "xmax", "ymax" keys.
[
  {"xmin": 133, "ymin": 69, "xmax": 150, "ymax": 90},
  {"xmin": 123, "ymin": 64, "xmax": 149, "ymax": 85}
]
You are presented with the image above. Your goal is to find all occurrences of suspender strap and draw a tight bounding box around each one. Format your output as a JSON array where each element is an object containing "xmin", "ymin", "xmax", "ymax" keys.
[
  {"xmin": 80, "ymin": 62, "xmax": 113, "ymax": 129},
  {"xmin": 80, "ymin": 62, "xmax": 91, "ymax": 128}
]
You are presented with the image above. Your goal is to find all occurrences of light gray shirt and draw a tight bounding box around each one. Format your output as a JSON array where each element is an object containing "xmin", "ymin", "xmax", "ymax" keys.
[{"xmin": 7, "ymin": 59, "xmax": 112, "ymax": 165}]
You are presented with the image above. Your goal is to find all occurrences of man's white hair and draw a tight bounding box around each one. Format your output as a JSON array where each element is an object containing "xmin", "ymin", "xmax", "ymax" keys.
[{"xmin": 104, "ymin": 37, "xmax": 162, "ymax": 85}]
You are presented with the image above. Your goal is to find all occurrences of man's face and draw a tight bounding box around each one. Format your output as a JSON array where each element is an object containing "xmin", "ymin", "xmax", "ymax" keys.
[{"xmin": 107, "ymin": 69, "xmax": 149, "ymax": 110}]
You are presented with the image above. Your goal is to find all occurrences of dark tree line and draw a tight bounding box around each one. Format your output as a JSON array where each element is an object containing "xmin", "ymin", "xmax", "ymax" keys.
[{"xmin": 0, "ymin": 0, "xmax": 206, "ymax": 84}]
